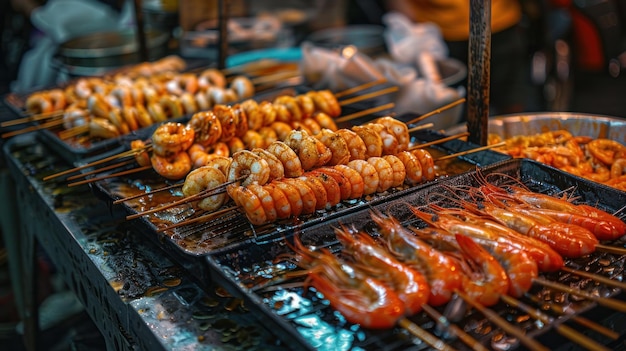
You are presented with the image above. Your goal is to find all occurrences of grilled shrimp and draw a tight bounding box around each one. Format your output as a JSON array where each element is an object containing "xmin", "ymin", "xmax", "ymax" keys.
[
  {"xmin": 365, "ymin": 123, "xmax": 399, "ymax": 156},
  {"xmin": 374, "ymin": 116, "xmax": 410, "ymax": 152},
  {"xmin": 231, "ymin": 186, "xmax": 267, "ymax": 225},
  {"xmin": 352, "ymin": 125, "xmax": 383, "ymax": 158},
  {"xmin": 252, "ymin": 148, "xmax": 285, "ymax": 181},
  {"xmin": 214, "ymin": 104, "xmax": 238, "ymax": 142},
  {"xmin": 336, "ymin": 129, "xmax": 367, "ymax": 161},
  {"xmin": 347, "ymin": 160, "xmax": 379, "ymax": 196},
  {"xmin": 227, "ymin": 150, "xmax": 270, "ymax": 191},
  {"xmin": 151, "ymin": 152, "xmax": 192, "ymax": 180},
  {"xmin": 382, "ymin": 155, "xmax": 406, "ymax": 188},
  {"xmin": 266, "ymin": 141, "xmax": 304, "ymax": 177},
  {"xmin": 370, "ymin": 211, "xmax": 462, "ymax": 306},
  {"xmin": 289, "ymin": 236, "xmax": 404, "ymax": 329},
  {"xmin": 282, "ymin": 178, "xmax": 317, "ymax": 215},
  {"xmin": 367, "ymin": 157, "xmax": 394, "ymax": 192},
  {"xmin": 182, "ymin": 166, "xmax": 227, "ymax": 211},
  {"xmin": 152, "ymin": 122, "xmax": 195, "ymax": 157},
  {"xmin": 334, "ymin": 226, "xmax": 430, "ymax": 315},
  {"xmin": 315, "ymin": 129, "xmax": 350, "ymax": 166},
  {"xmin": 411, "ymin": 149, "xmax": 436, "ymax": 181},
  {"xmin": 333, "ymin": 165, "xmax": 365, "ymax": 199}
]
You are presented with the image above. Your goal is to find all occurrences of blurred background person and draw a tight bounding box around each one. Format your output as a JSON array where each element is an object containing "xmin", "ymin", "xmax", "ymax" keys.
[{"xmin": 385, "ymin": 0, "xmax": 538, "ymax": 117}]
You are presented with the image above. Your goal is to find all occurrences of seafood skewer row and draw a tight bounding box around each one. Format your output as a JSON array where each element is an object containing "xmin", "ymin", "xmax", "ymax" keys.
[
  {"xmin": 47, "ymin": 74, "xmax": 256, "ymax": 140},
  {"xmin": 139, "ymin": 103, "xmax": 411, "ymax": 181},
  {"xmin": 283, "ymin": 204, "xmax": 624, "ymax": 346},
  {"xmin": 181, "ymin": 136, "xmax": 435, "ymax": 225}
]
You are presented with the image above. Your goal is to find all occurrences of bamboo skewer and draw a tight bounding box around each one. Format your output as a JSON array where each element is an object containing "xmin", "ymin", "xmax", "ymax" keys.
[
  {"xmin": 407, "ymin": 123, "xmax": 434, "ymax": 133},
  {"xmin": 334, "ymin": 103, "xmax": 395, "ymax": 124},
  {"xmin": 499, "ymin": 294, "xmax": 611, "ymax": 351},
  {"xmin": 250, "ymin": 70, "xmax": 301, "ymax": 86},
  {"xmin": 338, "ymin": 86, "xmax": 399, "ymax": 106},
  {"xmin": 334, "ymin": 79, "xmax": 388, "ymax": 99},
  {"xmin": 397, "ymin": 318, "xmax": 457, "ymax": 351},
  {"xmin": 43, "ymin": 147, "xmax": 146, "ymax": 181},
  {"xmin": 155, "ymin": 206, "xmax": 238, "ymax": 233},
  {"xmin": 594, "ymin": 244, "xmax": 626, "ymax": 256},
  {"xmin": 434, "ymin": 142, "xmax": 506, "ymax": 162},
  {"xmin": 560, "ymin": 266, "xmax": 626, "ymax": 291},
  {"xmin": 410, "ymin": 132, "xmax": 471, "ymax": 151},
  {"xmin": 1, "ymin": 110, "xmax": 64, "ymax": 127},
  {"xmin": 420, "ymin": 304, "xmax": 488, "ymax": 351},
  {"xmin": 68, "ymin": 165, "xmax": 153, "ymax": 187},
  {"xmin": 66, "ymin": 159, "xmax": 136, "ymax": 181},
  {"xmin": 1, "ymin": 118, "xmax": 65, "ymax": 138},
  {"xmin": 455, "ymin": 290, "xmax": 550, "ymax": 351},
  {"xmin": 59, "ymin": 124, "xmax": 90, "ymax": 140},
  {"xmin": 126, "ymin": 176, "xmax": 243, "ymax": 220},
  {"xmin": 533, "ymin": 277, "xmax": 626, "ymax": 313},
  {"xmin": 524, "ymin": 293, "xmax": 620, "ymax": 340},
  {"xmin": 405, "ymin": 98, "xmax": 467, "ymax": 125},
  {"xmin": 113, "ymin": 182, "xmax": 184, "ymax": 204}
]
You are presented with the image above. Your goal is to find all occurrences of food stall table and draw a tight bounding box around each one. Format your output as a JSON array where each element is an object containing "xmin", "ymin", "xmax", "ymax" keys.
[{"xmin": 2, "ymin": 132, "xmax": 286, "ymax": 351}]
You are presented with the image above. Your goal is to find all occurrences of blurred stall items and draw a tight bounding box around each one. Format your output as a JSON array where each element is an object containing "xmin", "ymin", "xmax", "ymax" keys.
[
  {"xmin": 386, "ymin": 0, "xmax": 534, "ymax": 117},
  {"xmin": 9, "ymin": 0, "xmax": 134, "ymax": 93}
]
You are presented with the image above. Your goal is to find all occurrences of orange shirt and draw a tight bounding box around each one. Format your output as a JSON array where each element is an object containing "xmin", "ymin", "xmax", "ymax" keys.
[{"xmin": 396, "ymin": 0, "xmax": 522, "ymax": 41}]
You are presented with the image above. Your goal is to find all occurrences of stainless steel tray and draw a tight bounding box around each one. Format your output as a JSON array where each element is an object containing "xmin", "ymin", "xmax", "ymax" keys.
[{"xmin": 446, "ymin": 112, "xmax": 626, "ymax": 140}]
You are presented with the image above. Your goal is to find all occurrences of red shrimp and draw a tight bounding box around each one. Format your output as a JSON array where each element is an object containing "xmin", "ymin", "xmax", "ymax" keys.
[
  {"xmin": 483, "ymin": 183, "xmax": 625, "ymax": 238},
  {"xmin": 521, "ymin": 207, "xmax": 624, "ymax": 241},
  {"xmin": 454, "ymin": 234, "xmax": 510, "ymax": 307},
  {"xmin": 290, "ymin": 236, "xmax": 405, "ymax": 329},
  {"xmin": 334, "ymin": 226, "xmax": 430, "ymax": 315},
  {"xmin": 415, "ymin": 223, "xmax": 537, "ymax": 298},
  {"xmin": 370, "ymin": 211, "xmax": 462, "ymax": 306},
  {"xmin": 410, "ymin": 203, "xmax": 564, "ymax": 273},
  {"xmin": 458, "ymin": 200, "xmax": 598, "ymax": 258}
]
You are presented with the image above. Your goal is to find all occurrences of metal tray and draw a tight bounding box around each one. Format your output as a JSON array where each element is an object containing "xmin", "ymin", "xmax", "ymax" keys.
[
  {"xmin": 205, "ymin": 158, "xmax": 626, "ymax": 351},
  {"xmin": 90, "ymin": 129, "xmax": 508, "ymax": 258},
  {"xmin": 445, "ymin": 112, "xmax": 626, "ymax": 140}
]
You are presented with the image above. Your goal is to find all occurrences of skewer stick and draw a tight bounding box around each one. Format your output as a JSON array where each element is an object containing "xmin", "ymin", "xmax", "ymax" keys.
[
  {"xmin": 533, "ymin": 277, "xmax": 626, "ymax": 313},
  {"xmin": 455, "ymin": 290, "xmax": 550, "ymax": 351},
  {"xmin": 113, "ymin": 182, "xmax": 184, "ymax": 204},
  {"xmin": 595, "ymin": 243, "xmax": 626, "ymax": 256},
  {"xmin": 499, "ymin": 294, "xmax": 611, "ymax": 351},
  {"xmin": 68, "ymin": 165, "xmax": 153, "ymax": 187},
  {"xmin": 126, "ymin": 177, "xmax": 243, "ymax": 220},
  {"xmin": 66, "ymin": 159, "xmax": 136, "ymax": 181},
  {"xmin": 396, "ymin": 318, "xmax": 457, "ymax": 351},
  {"xmin": 405, "ymin": 98, "xmax": 467, "ymax": 125},
  {"xmin": 156, "ymin": 206, "xmax": 238, "ymax": 233},
  {"xmin": 420, "ymin": 304, "xmax": 488, "ymax": 351},
  {"xmin": 334, "ymin": 79, "xmax": 388, "ymax": 98},
  {"xmin": 407, "ymin": 123, "xmax": 434, "ymax": 133},
  {"xmin": 250, "ymin": 70, "xmax": 300, "ymax": 86},
  {"xmin": 410, "ymin": 132, "xmax": 471, "ymax": 151},
  {"xmin": 561, "ymin": 266, "xmax": 626, "ymax": 291},
  {"xmin": 334, "ymin": 103, "xmax": 395, "ymax": 124},
  {"xmin": 43, "ymin": 147, "xmax": 147, "ymax": 181},
  {"xmin": 434, "ymin": 141, "xmax": 506, "ymax": 162},
  {"xmin": 1, "ymin": 118, "xmax": 65, "ymax": 138},
  {"xmin": 1, "ymin": 110, "xmax": 64, "ymax": 127},
  {"xmin": 58, "ymin": 125, "xmax": 89, "ymax": 140},
  {"xmin": 524, "ymin": 293, "xmax": 620, "ymax": 340},
  {"xmin": 338, "ymin": 86, "xmax": 399, "ymax": 106}
]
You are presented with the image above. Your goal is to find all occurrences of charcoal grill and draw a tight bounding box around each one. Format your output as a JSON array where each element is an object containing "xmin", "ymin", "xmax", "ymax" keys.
[{"xmin": 205, "ymin": 158, "xmax": 626, "ymax": 351}]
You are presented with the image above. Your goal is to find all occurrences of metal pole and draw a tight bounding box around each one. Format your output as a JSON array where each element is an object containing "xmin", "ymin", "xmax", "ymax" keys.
[
  {"xmin": 133, "ymin": 0, "xmax": 149, "ymax": 62},
  {"xmin": 217, "ymin": 0, "xmax": 230, "ymax": 69},
  {"xmin": 466, "ymin": 0, "xmax": 491, "ymax": 146}
]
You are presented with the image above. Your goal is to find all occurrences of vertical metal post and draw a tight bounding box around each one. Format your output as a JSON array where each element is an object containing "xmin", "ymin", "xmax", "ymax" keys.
[
  {"xmin": 466, "ymin": 0, "xmax": 491, "ymax": 146},
  {"xmin": 217, "ymin": 0, "xmax": 230, "ymax": 69},
  {"xmin": 133, "ymin": 0, "xmax": 149, "ymax": 62}
]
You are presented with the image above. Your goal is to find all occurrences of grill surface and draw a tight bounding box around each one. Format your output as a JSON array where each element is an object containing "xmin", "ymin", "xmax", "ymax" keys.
[{"xmin": 205, "ymin": 158, "xmax": 626, "ymax": 351}]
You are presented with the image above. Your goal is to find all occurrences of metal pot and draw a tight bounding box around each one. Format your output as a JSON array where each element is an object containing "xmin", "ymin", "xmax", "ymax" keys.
[{"xmin": 53, "ymin": 29, "xmax": 169, "ymax": 77}]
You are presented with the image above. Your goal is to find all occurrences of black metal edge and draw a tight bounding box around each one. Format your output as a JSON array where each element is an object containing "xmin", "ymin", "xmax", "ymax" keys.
[{"xmin": 204, "ymin": 250, "xmax": 318, "ymax": 351}]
